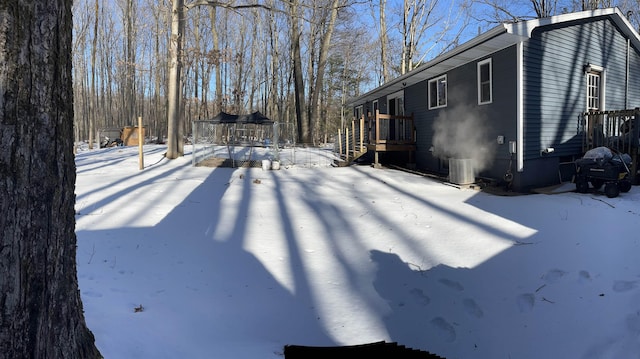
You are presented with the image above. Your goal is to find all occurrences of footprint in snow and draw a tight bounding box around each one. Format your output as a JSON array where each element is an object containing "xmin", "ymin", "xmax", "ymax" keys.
[
  {"xmin": 542, "ymin": 269, "xmax": 566, "ymax": 284},
  {"xmin": 438, "ymin": 278, "xmax": 464, "ymax": 291},
  {"xmin": 517, "ymin": 293, "xmax": 535, "ymax": 313},
  {"xmin": 463, "ymin": 298, "xmax": 484, "ymax": 318},
  {"xmin": 430, "ymin": 317, "xmax": 456, "ymax": 342},
  {"xmin": 613, "ymin": 280, "xmax": 637, "ymax": 292},
  {"xmin": 626, "ymin": 311, "xmax": 640, "ymax": 337},
  {"xmin": 626, "ymin": 311, "xmax": 640, "ymax": 334},
  {"xmin": 409, "ymin": 288, "xmax": 430, "ymax": 306},
  {"xmin": 578, "ymin": 270, "xmax": 592, "ymax": 284}
]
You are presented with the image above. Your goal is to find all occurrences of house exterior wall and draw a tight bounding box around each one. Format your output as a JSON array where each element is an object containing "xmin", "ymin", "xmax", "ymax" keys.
[
  {"xmin": 630, "ymin": 48, "xmax": 640, "ymax": 105},
  {"xmin": 349, "ymin": 12, "xmax": 640, "ymax": 192},
  {"xmin": 405, "ymin": 46, "xmax": 518, "ymax": 180},
  {"xmin": 355, "ymin": 96, "xmax": 389, "ymax": 119},
  {"xmin": 404, "ymin": 79, "xmax": 432, "ymax": 168},
  {"xmin": 519, "ymin": 16, "xmax": 640, "ymax": 190}
]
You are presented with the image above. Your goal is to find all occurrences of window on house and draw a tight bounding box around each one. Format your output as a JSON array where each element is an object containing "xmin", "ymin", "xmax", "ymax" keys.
[
  {"xmin": 586, "ymin": 71, "xmax": 601, "ymax": 111},
  {"xmin": 355, "ymin": 105, "xmax": 363, "ymax": 120},
  {"xmin": 478, "ymin": 59, "xmax": 492, "ymax": 105},
  {"xmin": 428, "ymin": 75, "xmax": 447, "ymax": 109}
]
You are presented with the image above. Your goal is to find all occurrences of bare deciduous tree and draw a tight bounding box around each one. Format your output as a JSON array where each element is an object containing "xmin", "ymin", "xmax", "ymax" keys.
[
  {"xmin": 380, "ymin": 0, "xmax": 391, "ymax": 83},
  {"xmin": 0, "ymin": 0, "xmax": 101, "ymax": 356},
  {"xmin": 308, "ymin": 0, "xmax": 341, "ymax": 144},
  {"xmin": 167, "ymin": 0, "xmax": 185, "ymax": 159}
]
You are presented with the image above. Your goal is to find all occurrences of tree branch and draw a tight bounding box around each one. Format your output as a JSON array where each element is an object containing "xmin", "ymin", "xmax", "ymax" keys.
[
  {"xmin": 185, "ymin": 0, "xmax": 276, "ymax": 12},
  {"xmin": 184, "ymin": 0, "xmax": 356, "ymax": 15}
]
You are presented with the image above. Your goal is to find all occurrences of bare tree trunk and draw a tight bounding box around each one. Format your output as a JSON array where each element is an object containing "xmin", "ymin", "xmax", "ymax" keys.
[
  {"xmin": 167, "ymin": 0, "xmax": 184, "ymax": 159},
  {"xmin": 125, "ymin": 0, "xmax": 137, "ymax": 125},
  {"xmin": 233, "ymin": 17, "xmax": 247, "ymax": 113},
  {"xmin": 89, "ymin": 0, "xmax": 99, "ymax": 149},
  {"xmin": 290, "ymin": 0, "xmax": 308, "ymax": 143},
  {"xmin": 268, "ymin": 2, "xmax": 280, "ymax": 119},
  {"xmin": 0, "ymin": 0, "xmax": 101, "ymax": 357},
  {"xmin": 309, "ymin": 0, "xmax": 340, "ymax": 145},
  {"xmin": 153, "ymin": 4, "xmax": 164, "ymax": 142},
  {"xmin": 193, "ymin": 9, "xmax": 202, "ymax": 118},
  {"xmin": 379, "ymin": 0, "xmax": 390, "ymax": 83},
  {"xmin": 210, "ymin": 7, "xmax": 223, "ymax": 113},
  {"xmin": 401, "ymin": 0, "xmax": 408, "ymax": 74},
  {"xmin": 248, "ymin": 9, "xmax": 259, "ymax": 111}
]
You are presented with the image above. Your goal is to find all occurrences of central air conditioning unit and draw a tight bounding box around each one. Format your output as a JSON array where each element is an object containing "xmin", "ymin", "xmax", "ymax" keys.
[{"xmin": 449, "ymin": 158, "xmax": 475, "ymax": 185}]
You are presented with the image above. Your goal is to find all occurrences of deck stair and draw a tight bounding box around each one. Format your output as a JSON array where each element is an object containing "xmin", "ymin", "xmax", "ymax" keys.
[{"xmin": 335, "ymin": 111, "xmax": 416, "ymax": 167}]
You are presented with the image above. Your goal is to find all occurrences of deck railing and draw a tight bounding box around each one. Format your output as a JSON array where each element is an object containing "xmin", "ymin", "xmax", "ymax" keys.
[
  {"xmin": 369, "ymin": 110, "xmax": 415, "ymax": 145},
  {"xmin": 580, "ymin": 108, "xmax": 639, "ymax": 181},
  {"xmin": 335, "ymin": 111, "xmax": 415, "ymax": 163}
]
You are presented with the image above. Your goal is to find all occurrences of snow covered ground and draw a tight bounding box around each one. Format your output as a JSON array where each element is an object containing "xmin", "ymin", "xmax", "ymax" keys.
[{"xmin": 75, "ymin": 144, "xmax": 640, "ymax": 359}]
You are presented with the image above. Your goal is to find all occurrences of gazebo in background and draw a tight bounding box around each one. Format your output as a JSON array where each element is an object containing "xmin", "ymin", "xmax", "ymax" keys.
[{"xmin": 192, "ymin": 111, "xmax": 278, "ymax": 167}]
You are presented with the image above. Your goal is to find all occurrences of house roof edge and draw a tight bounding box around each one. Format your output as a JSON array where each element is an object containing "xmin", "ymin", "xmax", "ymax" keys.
[
  {"xmin": 345, "ymin": 24, "xmax": 509, "ymax": 107},
  {"xmin": 345, "ymin": 7, "xmax": 640, "ymax": 108}
]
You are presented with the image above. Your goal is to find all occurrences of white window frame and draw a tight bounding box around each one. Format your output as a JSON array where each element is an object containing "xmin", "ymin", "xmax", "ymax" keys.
[
  {"xmin": 387, "ymin": 90, "xmax": 404, "ymax": 115},
  {"xmin": 585, "ymin": 64, "xmax": 605, "ymax": 111},
  {"xmin": 477, "ymin": 59, "xmax": 492, "ymax": 105},
  {"xmin": 385, "ymin": 91, "xmax": 406, "ymax": 141},
  {"xmin": 355, "ymin": 105, "xmax": 363, "ymax": 120},
  {"xmin": 428, "ymin": 75, "xmax": 447, "ymax": 109}
]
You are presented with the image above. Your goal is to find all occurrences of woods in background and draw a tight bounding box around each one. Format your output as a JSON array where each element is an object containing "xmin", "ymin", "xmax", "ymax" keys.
[{"xmin": 72, "ymin": 0, "xmax": 638, "ymax": 154}]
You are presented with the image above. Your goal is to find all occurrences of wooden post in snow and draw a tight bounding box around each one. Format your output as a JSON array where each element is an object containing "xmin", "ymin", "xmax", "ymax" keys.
[{"xmin": 138, "ymin": 116, "xmax": 144, "ymax": 170}]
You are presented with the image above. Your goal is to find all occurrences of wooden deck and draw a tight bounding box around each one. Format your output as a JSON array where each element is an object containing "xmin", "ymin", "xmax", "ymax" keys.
[
  {"xmin": 336, "ymin": 110, "xmax": 415, "ymax": 166},
  {"xmin": 367, "ymin": 143, "xmax": 417, "ymax": 152}
]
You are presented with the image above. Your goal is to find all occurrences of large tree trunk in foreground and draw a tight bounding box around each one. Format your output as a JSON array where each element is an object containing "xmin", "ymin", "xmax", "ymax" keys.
[{"xmin": 0, "ymin": 1, "xmax": 101, "ymax": 357}]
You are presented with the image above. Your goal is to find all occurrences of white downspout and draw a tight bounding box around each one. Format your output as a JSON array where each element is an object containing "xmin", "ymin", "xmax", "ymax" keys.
[
  {"xmin": 516, "ymin": 41, "xmax": 524, "ymax": 172},
  {"xmin": 626, "ymin": 38, "xmax": 630, "ymax": 108}
]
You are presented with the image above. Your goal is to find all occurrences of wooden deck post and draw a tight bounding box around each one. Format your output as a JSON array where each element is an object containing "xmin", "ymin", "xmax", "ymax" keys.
[
  {"xmin": 351, "ymin": 119, "xmax": 356, "ymax": 157},
  {"xmin": 338, "ymin": 128, "xmax": 343, "ymax": 159},
  {"xmin": 374, "ymin": 110, "xmax": 380, "ymax": 168},
  {"xmin": 360, "ymin": 116, "xmax": 364, "ymax": 152},
  {"xmin": 375, "ymin": 110, "xmax": 380, "ymax": 143},
  {"xmin": 345, "ymin": 127, "xmax": 350, "ymax": 161}
]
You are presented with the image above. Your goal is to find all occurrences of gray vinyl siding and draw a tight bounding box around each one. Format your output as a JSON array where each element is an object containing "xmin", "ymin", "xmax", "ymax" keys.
[
  {"xmin": 523, "ymin": 17, "xmax": 637, "ymax": 160},
  {"xmin": 407, "ymin": 46, "xmax": 518, "ymax": 177},
  {"xmin": 627, "ymin": 45, "xmax": 640, "ymax": 108},
  {"xmin": 404, "ymin": 79, "xmax": 433, "ymax": 169}
]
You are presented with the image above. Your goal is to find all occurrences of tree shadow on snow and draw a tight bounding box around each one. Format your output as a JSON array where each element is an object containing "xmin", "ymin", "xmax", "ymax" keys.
[
  {"xmin": 75, "ymin": 159, "xmax": 334, "ymax": 358},
  {"xmin": 369, "ymin": 185, "xmax": 640, "ymax": 359}
]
